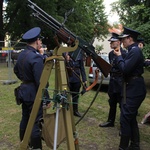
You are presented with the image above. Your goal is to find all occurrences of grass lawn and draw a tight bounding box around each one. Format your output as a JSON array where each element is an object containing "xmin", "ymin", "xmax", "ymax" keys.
[{"xmin": 0, "ymin": 62, "xmax": 150, "ymax": 150}]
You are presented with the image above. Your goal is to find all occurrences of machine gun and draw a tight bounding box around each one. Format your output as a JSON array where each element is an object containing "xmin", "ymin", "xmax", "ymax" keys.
[{"xmin": 28, "ymin": 0, "xmax": 111, "ymax": 77}]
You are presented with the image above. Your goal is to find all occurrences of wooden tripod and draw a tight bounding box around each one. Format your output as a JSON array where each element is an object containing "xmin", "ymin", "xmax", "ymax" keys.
[{"xmin": 20, "ymin": 40, "xmax": 80, "ymax": 150}]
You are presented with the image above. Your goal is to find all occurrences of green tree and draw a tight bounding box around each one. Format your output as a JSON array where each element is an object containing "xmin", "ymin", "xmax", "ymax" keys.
[
  {"xmin": 111, "ymin": 0, "xmax": 150, "ymax": 58},
  {"xmin": 56, "ymin": 0, "xmax": 109, "ymax": 41},
  {"xmin": 95, "ymin": 44, "xmax": 103, "ymax": 52},
  {"xmin": 3, "ymin": 0, "xmax": 109, "ymax": 49}
]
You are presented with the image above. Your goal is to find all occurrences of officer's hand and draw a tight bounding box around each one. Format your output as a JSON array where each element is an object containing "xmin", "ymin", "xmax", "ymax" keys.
[
  {"xmin": 81, "ymin": 81, "xmax": 87, "ymax": 95},
  {"xmin": 114, "ymin": 48, "xmax": 121, "ymax": 56}
]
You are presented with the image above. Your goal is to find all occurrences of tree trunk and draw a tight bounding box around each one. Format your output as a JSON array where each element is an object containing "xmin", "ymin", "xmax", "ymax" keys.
[{"xmin": 0, "ymin": 0, "xmax": 4, "ymax": 47}]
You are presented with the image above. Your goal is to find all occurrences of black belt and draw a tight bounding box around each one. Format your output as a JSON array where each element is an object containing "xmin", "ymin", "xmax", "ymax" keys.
[
  {"xmin": 123, "ymin": 75, "xmax": 142, "ymax": 104},
  {"xmin": 111, "ymin": 72, "xmax": 122, "ymax": 77},
  {"xmin": 66, "ymin": 67, "xmax": 79, "ymax": 70},
  {"xmin": 125, "ymin": 75, "xmax": 142, "ymax": 82},
  {"xmin": 73, "ymin": 67, "xmax": 80, "ymax": 70},
  {"xmin": 22, "ymin": 81, "xmax": 34, "ymax": 84}
]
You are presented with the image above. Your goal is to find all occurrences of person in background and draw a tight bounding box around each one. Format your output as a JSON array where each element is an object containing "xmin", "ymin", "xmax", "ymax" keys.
[
  {"xmin": 99, "ymin": 33, "xmax": 126, "ymax": 127},
  {"xmin": 137, "ymin": 38, "xmax": 150, "ymax": 67},
  {"xmin": 14, "ymin": 27, "xmax": 45, "ymax": 149},
  {"xmin": 65, "ymin": 52, "xmax": 87, "ymax": 117},
  {"xmin": 144, "ymin": 58, "xmax": 150, "ymax": 67},
  {"xmin": 137, "ymin": 38, "xmax": 145, "ymax": 49},
  {"xmin": 114, "ymin": 27, "xmax": 146, "ymax": 150}
]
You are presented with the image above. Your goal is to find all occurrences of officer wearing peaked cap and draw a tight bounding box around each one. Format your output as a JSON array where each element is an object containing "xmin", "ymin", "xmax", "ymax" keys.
[
  {"xmin": 64, "ymin": 52, "xmax": 87, "ymax": 117},
  {"xmin": 14, "ymin": 27, "xmax": 45, "ymax": 149},
  {"xmin": 137, "ymin": 38, "xmax": 150, "ymax": 67},
  {"xmin": 114, "ymin": 27, "xmax": 146, "ymax": 150},
  {"xmin": 119, "ymin": 27, "xmax": 141, "ymax": 39},
  {"xmin": 137, "ymin": 38, "xmax": 145, "ymax": 49},
  {"xmin": 108, "ymin": 32, "xmax": 121, "ymax": 42},
  {"xmin": 99, "ymin": 32, "xmax": 126, "ymax": 128},
  {"xmin": 22, "ymin": 27, "xmax": 44, "ymax": 42}
]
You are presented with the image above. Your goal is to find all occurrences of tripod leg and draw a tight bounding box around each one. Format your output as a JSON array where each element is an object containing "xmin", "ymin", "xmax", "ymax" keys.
[
  {"xmin": 20, "ymin": 58, "xmax": 54, "ymax": 150},
  {"xmin": 53, "ymin": 104, "xmax": 60, "ymax": 150},
  {"xmin": 55, "ymin": 59, "xmax": 79, "ymax": 150}
]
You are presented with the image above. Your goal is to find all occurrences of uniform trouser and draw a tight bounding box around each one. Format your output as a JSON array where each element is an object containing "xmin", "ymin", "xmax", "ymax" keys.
[
  {"xmin": 119, "ymin": 94, "xmax": 146, "ymax": 149},
  {"xmin": 20, "ymin": 101, "xmax": 43, "ymax": 149},
  {"xmin": 107, "ymin": 93, "xmax": 121, "ymax": 123},
  {"xmin": 69, "ymin": 82, "xmax": 81, "ymax": 112}
]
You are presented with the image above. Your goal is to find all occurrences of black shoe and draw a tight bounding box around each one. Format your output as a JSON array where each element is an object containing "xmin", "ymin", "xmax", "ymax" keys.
[
  {"xmin": 30, "ymin": 137, "xmax": 42, "ymax": 149},
  {"xmin": 119, "ymin": 135, "xmax": 130, "ymax": 150},
  {"xmin": 99, "ymin": 121, "xmax": 114, "ymax": 127},
  {"xmin": 128, "ymin": 140, "xmax": 140, "ymax": 150},
  {"xmin": 74, "ymin": 111, "xmax": 82, "ymax": 117}
]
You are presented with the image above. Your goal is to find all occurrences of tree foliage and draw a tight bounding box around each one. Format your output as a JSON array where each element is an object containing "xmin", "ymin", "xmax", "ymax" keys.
[
  {"xmin": 1, "ymin": 0, "xmax": 109, "ymax": 50},
  {"xmin": 111, "ymin": 0, "xmax": 150, "ymax": 58}
]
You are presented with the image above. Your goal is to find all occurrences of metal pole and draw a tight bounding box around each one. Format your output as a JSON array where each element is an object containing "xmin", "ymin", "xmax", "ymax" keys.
[
  {"xmin": 2, "ymin": 41, "xmax": 17, "ymax": 85},
  {"xmin": 53, "ymin": 103, "xmax": 60, "ymax": 150},
  {"xmin": 8, "ymin": 50, "xmax": 12, "ymax": 80}
]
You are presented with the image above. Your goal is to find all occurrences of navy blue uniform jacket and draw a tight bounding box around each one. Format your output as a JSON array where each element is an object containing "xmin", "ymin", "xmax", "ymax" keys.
[
  {"xmin": 116, "ymin": 43, "xmax": 146, "ymax": 97},
  {"xmin": 67, "ymin": 58, "xmax": 87, "ymax": 83},
  {"xmin": 14, "ymin": 45, "xmax": 44, "ymax": 102},
  {"xmin": 108, "ymin": 48, "xmax": 126, "ymax": 94}
]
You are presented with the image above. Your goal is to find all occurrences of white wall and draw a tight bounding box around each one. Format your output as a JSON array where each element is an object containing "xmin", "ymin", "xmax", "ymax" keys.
[{"xmin": 93, "ymin": 34, "xmax": 112, "ymax": 54}]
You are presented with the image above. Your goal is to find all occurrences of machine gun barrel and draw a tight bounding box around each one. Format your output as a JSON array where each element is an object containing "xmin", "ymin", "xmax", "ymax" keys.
[
  {"xmin": 28, "ymin": 0, "xmax": 112, "ymax": 77},
  {"xmin": 28, "ymin": 0, "xmax": 61, "ymax": 28},
  {"xmin": 28, "ymin": 0, "xmax": 76, "ymax": 45}
]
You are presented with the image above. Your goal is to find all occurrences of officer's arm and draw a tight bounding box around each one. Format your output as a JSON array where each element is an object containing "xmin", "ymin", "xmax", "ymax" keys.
[
  {"xmin": 80, "ymin": 59, "xmax": 87, "ymax": 83},
  {"xmin": 33, "ymin": 55, "xmax": 44, "ymax": 87},
  {"xmin": 14, "ymin": 64, "xmax": 21, "ymax": 80}
]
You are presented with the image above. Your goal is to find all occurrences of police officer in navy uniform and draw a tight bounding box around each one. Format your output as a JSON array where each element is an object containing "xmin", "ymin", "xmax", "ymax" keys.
[
  {"xmin": 65, "ymin": 52, "xmax": 87, "ymax": 117},
  {"xmin": 114, "ymin": 27, "xmax": 147, "ymax": 150},
  {"xmin": 99, "ymin": 33, "xmax": 126, "ymax": 127},
  {"xmin": 14, "ymin": 27, "xmax": 44, "ymax": 149},
  {"xmin": 144, "ymin": 59, "xmax": 150, "ymax": 67},
  {"xmin": 137, "ymin": 38, "xmax": 150, "ymax": 67},
  {"xmin": 137, "ymin": 38, "xmax": 145, "ymax": 49}
]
